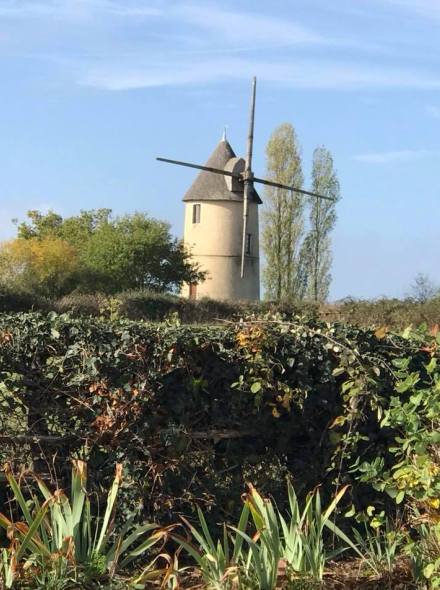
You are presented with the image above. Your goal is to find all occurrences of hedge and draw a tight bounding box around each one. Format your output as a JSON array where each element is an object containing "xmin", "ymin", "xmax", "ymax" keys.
[
  {"xmin": 1, "ymin": 310, "xmax": 436, "ymax": 529},
  {"xmin": 3, "ymin": 285, "xmax": 440, "ymax": 328}
]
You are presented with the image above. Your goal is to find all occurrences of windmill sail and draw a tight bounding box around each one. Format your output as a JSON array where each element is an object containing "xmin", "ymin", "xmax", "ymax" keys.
[
  {"xmin": 156, "ymin": 76, "xmax": 335, "ymax": 287},
  {"xmin": 156, "ymin": 157, "xmax": 335, "ymax": 202},
  {"xmin": 240, "ymin": 77, "xmax": 257, "ymax": 279}
]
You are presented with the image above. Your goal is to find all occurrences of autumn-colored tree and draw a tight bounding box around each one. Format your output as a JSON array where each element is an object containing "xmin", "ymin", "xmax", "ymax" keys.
[
  {"xmin": 11, "ymin": 209, "xmax": 204, "ymax": 294},
  {"xmin": 0, "ymin": 237, "xmax": 79, "ymax": 297}
]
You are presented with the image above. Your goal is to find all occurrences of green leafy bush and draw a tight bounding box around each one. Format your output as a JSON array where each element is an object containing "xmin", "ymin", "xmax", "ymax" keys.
[
  {"xmin": 0, "ymin": 313, "xmax": 439, "ymax": 536},
  {"xmin": 0, "ymin": 286, "xmax": 50, "ymax": 313},
  {"xmin": 0, "ymin": 312, "xmax": 438, "ymax": 588}
]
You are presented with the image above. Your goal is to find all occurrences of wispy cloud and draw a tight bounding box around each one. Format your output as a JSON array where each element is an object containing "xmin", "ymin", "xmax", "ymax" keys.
[
  {"xmin": 175, "ymin": 3, "xmax": 321, "ymax": 47},
  {"xmin": 3, "ymin": 0, "xmax": 440, "ymax": 93},
  {"xmin": 353, "ymin": 149, "xmax": 440, "ymax": 164},
  {"xmin": 80, "ymin": 56, "xmax": 440, "ymax": 91}
]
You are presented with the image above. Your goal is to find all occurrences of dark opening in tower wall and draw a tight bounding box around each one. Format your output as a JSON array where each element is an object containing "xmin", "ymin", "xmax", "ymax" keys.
[{"xmin": 192, "ymin": 204, "xmax": 201, "ymax": 224}]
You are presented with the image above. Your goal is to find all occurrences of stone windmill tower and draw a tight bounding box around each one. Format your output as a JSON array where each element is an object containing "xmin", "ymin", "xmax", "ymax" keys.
[
  {"xmin": 181, "ymin": 133, "xmax": 262, "ymax": 301},
  {"xmin": 157, "ymin": 78, "xmax": 333, "ymax": 302}
]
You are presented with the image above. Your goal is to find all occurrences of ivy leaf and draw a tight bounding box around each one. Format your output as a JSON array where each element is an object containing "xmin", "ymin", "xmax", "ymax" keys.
[
  {"xmin": 401, "ymin": 326, "xmax": 412, "ymax": 339},
  {"xmin": 426, "ymin": 357, "xmax": 437, "ymax": 374},
  {"xmin": 429, "ymin": 431, "xmax": 440, "ymax": 444},
  {"xmin": 423, "ymin": 563, "xmax": 435, "ymax": 580},
  {"xmin": 250, "ymin": 382, "xmax": 262, "ymax": 394},
  {"xmin": 392, "ymin": 357, "xmax": 410, "ymax": 370},
  {"xmin": 330, "ymin": 415, "xmax": 346, "ymax": 429},
  {"xmin": 395, "ymin": 490, "xmax": 405, "ymax": 504}
]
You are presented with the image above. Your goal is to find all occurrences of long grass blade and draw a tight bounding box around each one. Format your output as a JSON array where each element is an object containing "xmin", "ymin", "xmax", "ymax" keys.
[
  {"xmin": 232, "ymin": 502, "xmax": 250, "ymax": 563},
  {"xmin": 15, "ymin": 500, "xmax": 52, "ymax": 561},
  {"xmin": 95, "ymin": 464, "xmax": 122, "ymax": 554},
  {"xmin": 4, "ymin": 467, "xmax": 33, "ymax": 528}
]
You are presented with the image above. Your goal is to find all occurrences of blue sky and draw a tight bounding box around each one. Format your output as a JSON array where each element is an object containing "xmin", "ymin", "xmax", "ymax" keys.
[{"xmin": 1, "ymin": 0, "xmax": 440, "ymax": 299}]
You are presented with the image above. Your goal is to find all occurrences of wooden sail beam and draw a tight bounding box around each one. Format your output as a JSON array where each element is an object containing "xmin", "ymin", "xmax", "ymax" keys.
[
  {"xmin": 156, "ymin": 158, "xmax": 335, "ymax": 202},
  {"xmin": 241, "ymin": 77, "xmax": 257, "ymax": 278},
  {"xmin": 156, "ymin": 157, "xmax": 237, "ymax": 178},
  {"xmin": 252, "ymin": 176, "xmax": 335, "ymax": 202}
]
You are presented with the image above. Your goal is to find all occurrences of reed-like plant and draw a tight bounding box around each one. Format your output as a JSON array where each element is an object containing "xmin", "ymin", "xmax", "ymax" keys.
[
  {"xmin": 234, "ymin": 483, "xmax": 360, "ymax": 588},
  {"xmin": 175, "ymin": 482, "xmax": 360, "ymax": 590},
  {"xmin": 172, "ymin": 503, "xmax": 250, "ymax": 589},
  {"xmin": 1, "ymin": 548, "xmax": 16, "ymax": 589},
  {"xmin": 408, "ymin": 520, "xmax": 440, "ymax": 588},
  {"xmin": 351, "ymin": 520, "xmax": 404, "ymax": 577},
  {"xmin": 0, "ymin": 461, "xmax": 171, "ymax": 587}
]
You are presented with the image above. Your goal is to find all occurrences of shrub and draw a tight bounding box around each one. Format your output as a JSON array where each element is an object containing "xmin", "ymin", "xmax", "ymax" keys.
[
  {"xmin": 55, "ymin": 292, "xmax": 106, "ymax": 316},
  {"xmin": 116, "ymin": 289, "xmax": 188, "ymax": 321},
  {"xmin": 3, "ymin": 282, "xmax": 440, "ymax": 327},
  {"xmin": 1, "ymin": 311, "xmax": 437, "ymax": 526},
  {"xmin": 0, "ymin": 286, "xmax": 50, "ymax": 313},
  {"xmin": 326, "ymin": 296, "xmax": 440, "ymax": 328}
]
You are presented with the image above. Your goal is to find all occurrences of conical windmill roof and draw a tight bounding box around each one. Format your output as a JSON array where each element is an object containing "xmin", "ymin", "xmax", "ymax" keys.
[{"xmin": 183, "ymin": 139, "xmax": 262, "ymax": 203}]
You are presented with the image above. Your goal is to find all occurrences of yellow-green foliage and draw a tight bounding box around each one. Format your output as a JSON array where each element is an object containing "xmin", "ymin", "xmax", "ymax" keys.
[{"xmin": 0, "ymin": 237, "xmax": 78, "ymax": 297}]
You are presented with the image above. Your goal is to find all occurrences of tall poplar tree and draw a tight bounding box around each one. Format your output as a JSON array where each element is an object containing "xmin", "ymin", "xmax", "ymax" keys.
[
  {"xmin": 262, "ymin": 123, "xmax": 304, "ymax": 300},
  {"xmin": 303, "ymin": 146, "xmax": 340, "ymax": 302}
]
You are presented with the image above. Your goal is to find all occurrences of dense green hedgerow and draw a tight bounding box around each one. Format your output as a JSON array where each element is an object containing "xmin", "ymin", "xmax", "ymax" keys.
[
  {"xmin": 1, "ymin": 311, "xmax": 438, "ymax": 532},
  {"xmin": 0, "ymin": 286, "xmax": 50, "ymax": 313},
  {"xmin": 55, "ymin": 290, "xmax": 320, "ymax": 323}
]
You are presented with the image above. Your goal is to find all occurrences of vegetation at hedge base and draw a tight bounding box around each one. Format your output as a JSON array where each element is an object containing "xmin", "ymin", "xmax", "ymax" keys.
[
  {"xmin": 3, "ymin": 282, "xmax": 440, "ymax": 330},
  {"xmin": 0, "ymin": 311, "xmax": 439, "ymax": 589}
]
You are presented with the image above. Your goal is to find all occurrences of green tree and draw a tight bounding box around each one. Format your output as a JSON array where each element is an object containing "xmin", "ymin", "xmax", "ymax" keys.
[
  {"xmin": 303, "ymin": 146, "xmax": 340, "ymax": 302},
  {"xmin": 84, "ymin": 213, "xmax": 203, "ymax": 293},
  {"xmin": 17, "ymin": 209, "xmax": 112, "ymax": 254},
  {"xmin": 262, "ymin": 123, "xmax": 305, "ymax": 300},
  {"xmin": 10, "ymin": 209, "xmax": 204, "ymax": 295},
  {"xmin": 15, "ymin": 210, "xmax": 63, "ymax": 239}
]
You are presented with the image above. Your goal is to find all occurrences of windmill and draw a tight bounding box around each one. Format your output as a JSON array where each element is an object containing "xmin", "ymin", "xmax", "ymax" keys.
[{"xmin": 157, "ymin": 77, "xmax": 334, "ymax": 293}]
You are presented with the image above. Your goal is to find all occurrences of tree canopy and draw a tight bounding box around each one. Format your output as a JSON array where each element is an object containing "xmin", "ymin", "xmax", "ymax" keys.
[
  {"xmin": 302, "ymin": 146, "xmax": 340, "ymax": 302},
  {"xmin": 1, "ymin": 209, "xmax": 204, "ymax": 297},
  {"xmin": 262, "ymin": 123, "xmax": 305, "ymax": 300},
  {"xmin": 0, "ymin": 237, "xmax": 79, "ymax": 297},
  {"xmin": 262, "ymin": 125, "xmax": 341, "ymax": 303}
]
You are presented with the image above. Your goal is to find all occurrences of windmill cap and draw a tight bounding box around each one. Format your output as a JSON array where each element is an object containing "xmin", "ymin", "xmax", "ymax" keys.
[{"xmin": 182, "ymin": 139, "xmax": 262, "ymax": 204}]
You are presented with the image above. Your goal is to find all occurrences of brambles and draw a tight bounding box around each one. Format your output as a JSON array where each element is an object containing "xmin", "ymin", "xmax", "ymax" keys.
[{"xmin": 0, "ymin": 311, "xmax": 438, "ymax": 588}]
